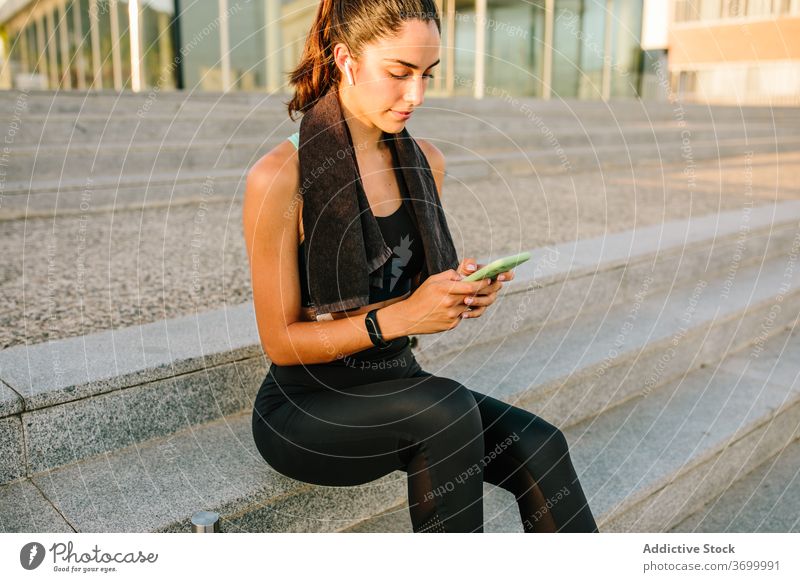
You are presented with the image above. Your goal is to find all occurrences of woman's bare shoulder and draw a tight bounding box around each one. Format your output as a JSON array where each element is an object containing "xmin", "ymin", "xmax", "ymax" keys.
[
  {"xmin": 242, "ymin": 139, "xmax": 302, "ymax": 245},
  {"xmin": 246, "ymin": 139, "xmax": 300, "ymax": 198},
  {"xmin": 414, "ymin": 138, "xmax": 445, "ymax": 172}
]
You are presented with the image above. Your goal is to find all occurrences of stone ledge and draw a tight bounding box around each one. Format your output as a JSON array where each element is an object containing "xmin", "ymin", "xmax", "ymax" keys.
[
  {"xmin": 669, "ymin": 433, "xmax": 800, "ymax": 533},
  {"xmin": 0, "ymin": 479, "xmax": 75, "ymax": 533},
  {"xmin": 1, "ymin": 200, "xmax": 797, "ymax": 420},
  {"xmin": 0, "ymin": 303, "xmax": 264, "ymax": 414},
  {"xmin": 416, "ymin": 200, "xmax": 800, "ymax": 360},
  {"xmin": 343, "ymin": 324, "xmax": 800, "ymax": 533}
]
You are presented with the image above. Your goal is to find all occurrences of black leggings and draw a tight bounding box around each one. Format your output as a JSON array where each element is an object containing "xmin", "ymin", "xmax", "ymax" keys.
[{"xmin": 251, "ymin": 337, "xmax": 599, "ymax": 533}]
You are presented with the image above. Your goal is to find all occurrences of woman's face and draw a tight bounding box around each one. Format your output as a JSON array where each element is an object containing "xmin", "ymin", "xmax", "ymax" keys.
[{"xmin": 338, "ymin": 19, "xmax": 441, "ymax": 133}]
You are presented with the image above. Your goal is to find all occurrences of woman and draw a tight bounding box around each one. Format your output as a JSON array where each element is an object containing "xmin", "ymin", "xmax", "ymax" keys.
[{"xmin": 243, "ymin": 0, "xmax": 598, "ymax": 533}]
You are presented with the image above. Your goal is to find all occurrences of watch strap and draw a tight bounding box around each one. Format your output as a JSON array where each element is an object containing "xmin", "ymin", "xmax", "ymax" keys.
[{"xmin": 365, "ymin": 308, "xmax": 391, "ymax": 348}]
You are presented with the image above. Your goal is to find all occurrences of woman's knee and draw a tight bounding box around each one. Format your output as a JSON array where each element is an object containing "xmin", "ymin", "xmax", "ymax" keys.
[
  {"xmin": 403, "ymin": 376, "xmax": 483, "ymax": 439},
  {"xmin": 517, "ymin": 415, "xmax": 571, "ymax": 462}
]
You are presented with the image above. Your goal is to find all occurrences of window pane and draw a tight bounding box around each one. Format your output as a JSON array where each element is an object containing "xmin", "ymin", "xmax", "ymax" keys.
[
  {"xmin": 78, "ymin": 0, "xmax": 93, "ymax": 87},
  {"xmin": 610, "ymin": 0, "xmax": 644, "ymax": 97},
  {"xmin": 747, "ymin": 0, "xmax": 772, "ymax": 15},
  {"xmin": 117, "ymin": 0, "xmax": 132, "ymax": 89},
  {"xmin": 725, "ymin": 0, "xmax": 746, "ymax": 17},
  {"xmin": 454, "ymin": 0, "xmax": 476, "ymax": 95},
  {"xmin": 552, "ymin": 0, "xmax": 605, "ymax": 99},
  {"xmin": 53, "ymin": 8, "xmax": 65, "ymax": 86},
  {"xmin": 26, "ymin": 25, "xmax": 39, "ymax": 74},
  {"xmin": 228, "ymin": 0, "xmax": 266, "ymax": 90},
  {"xmin": 700, "ymin": 0, "xmax": 722, "ymax": 20},
  {"xmin": 483, "ymin": 0, "xmax": 545, "ymax": 97},
  {"xmin": 277, "ymin": 0, "xmax": 315, "ymax": 91},
  {"xmin": 141, "ymin": 0, "xmax": 176, "ymax": 89},
  {"xmin": 178, "ymin": 0, "xmax": 222, "ymax": 90},
  {"xmin": 97, "ymin": 0, "xmax": 115, "ymax": 88},
  {"xmin": 65, "ymin": 1, "xmax": 79, "ymax": 87},
  {"xmin": 44, "ymin": 12, "xmax": 56, "ymax": 86},
  {"xmin": 7, "ymin": 31, "xmax": 22, "ymax": 83}
]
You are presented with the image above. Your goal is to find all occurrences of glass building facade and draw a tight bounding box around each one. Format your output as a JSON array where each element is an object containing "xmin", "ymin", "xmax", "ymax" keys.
[
  {"xmin": 1, "ymin": 0, "xmax": 645, "ymax": 100},
  {"xmin": 1, "ymin": 0, "xmax": 176, "ymax": 91}
]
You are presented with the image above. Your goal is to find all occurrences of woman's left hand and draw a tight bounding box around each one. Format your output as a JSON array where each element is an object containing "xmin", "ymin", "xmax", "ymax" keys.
[{"xmin": 455, "ymin": 257, "xmax": 515, "ymax": 319}]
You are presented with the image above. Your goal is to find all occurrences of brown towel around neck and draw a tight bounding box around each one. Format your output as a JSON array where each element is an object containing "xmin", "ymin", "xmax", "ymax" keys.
[{"xmin": 297, "ymin": 87, "xmax": 460, "ymax": 316}]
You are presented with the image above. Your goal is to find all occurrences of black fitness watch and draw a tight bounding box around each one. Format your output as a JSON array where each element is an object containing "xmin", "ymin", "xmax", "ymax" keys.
[{"xmin": 365, "ymin": 308, "xmax": 392, "ymax": 349}]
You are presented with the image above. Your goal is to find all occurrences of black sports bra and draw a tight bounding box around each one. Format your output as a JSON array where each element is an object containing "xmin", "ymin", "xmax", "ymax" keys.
[{"xmin": 291, "ymin": 133, "xmax": 425, "ymax": 308}]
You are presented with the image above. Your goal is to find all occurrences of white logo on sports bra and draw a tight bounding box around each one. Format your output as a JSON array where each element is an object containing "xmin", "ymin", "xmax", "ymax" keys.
[{"xmin": 389, "ymin": 234, "xmax": 414, "ymax": 292}]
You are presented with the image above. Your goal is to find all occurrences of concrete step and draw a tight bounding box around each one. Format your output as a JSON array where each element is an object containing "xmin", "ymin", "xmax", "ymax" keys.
[
  {"xmin": 344, "ymin": 321, "xmax": 800, "ymax": 532},
  {"xmin": 6, "ymin": 88, "xmax": 800, "ymax": 124},
  {"xmin": 1, "ymin": 139, "xmax": 797, "ymax": 222},
  {"xmin": 0, "ymin": 118, "xmax": 793, "ymax": 212},
  {"xmin": 7, "ymin": 99, "xmax": 799, "ymax": 160},
  {"xmin": 4, "ymin": 297, "xmax": 795, "ymax": 533},
  {"xmin": 9, "ymin": 161, "xmax": 786, "ymax": 352},
  {"xmin": 0, "ymin": 201, "xmax": 796, "ymax": 472},
  {"xmin": 417, "ymin": 244, "xmax": 800, "ymax": 428},
  {"xmin": 11, "ymin": 102, "xmax": 793, "ymax": 145},
  {"xmin": 1, "ymin": 408, "xmax": 407, "ymax": 532},
  {"xmin": 5, "ymin": 136, "xmax": 272, "ymax": 180},
  {"xmin": 1, "ymin": 201, "xmax": 797, "ymax": 486},
  {"xmin": 0, "ymin": 169, "xmax": 244, "ymax": 219},
  {"xmin": 415, "ymin": 201, "xmax": 800, "ymax": 362},
  {"xmin": 7, "ymin": 107, "xmax": 794, "ymax": 154},
  {"xmin": 0, "ymin": 479, "xmax": 76, "ymax": 532},
  {"xmin": 0, "ymin": 303, "xmax": 266, "ymax": 485},
  {"xmin": 669, "ymin": 434, "xmax": 800, "ymax": 532},
  {"xmin": 7, "ymin": 123, "xmax": 798, "ymax": 184},
  {"xmin": 570, "ymin": 322, "xmax": 800, "ymax": 532},
  {"xmin": 10, "ymin": 112, "xmax": 297, "ymax": 145},
  {"xmin": 1, "ymin": 202, "xmax": 798, "ymax": 530},
  {"xmin": 3, "ymin": 89, "xmax": 287, "ymax": 116},
  {"xmin": 441, "ymin": 134, "xmax": 800, "ymax": 182}
]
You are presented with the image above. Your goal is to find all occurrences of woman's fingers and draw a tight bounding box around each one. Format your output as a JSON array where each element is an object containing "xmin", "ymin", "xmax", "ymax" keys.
[
  {"xmin": 463, "ymin": 288, "xmax": 499, "ymax": 306},
  {"xmin": 457, "ymin": 268, "xmax": 516, "ymax": 318},
  {"xmin": 462, "ymin": 304, "xmax": 486, "ymax": 318},
  {"xmin": 472, "ymin": 279, "xmax": 503, "ymax": 297},
  {"xmin": 457, "ymin": 257, "xmax": 481, "ymax": 277},
  {"xmin": 496, "ymin": 269, "xmax": 515, "ymax": 282}
]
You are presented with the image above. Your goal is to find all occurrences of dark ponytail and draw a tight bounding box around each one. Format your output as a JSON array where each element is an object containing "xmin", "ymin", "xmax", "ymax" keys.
[{"xmin": 285, "ymin": 0, "xmax": 441, "ymax": 122}]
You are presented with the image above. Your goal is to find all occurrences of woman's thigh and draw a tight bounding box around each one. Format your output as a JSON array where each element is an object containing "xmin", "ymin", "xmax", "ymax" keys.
[
  {"xmin": 468, "ymin": 390, "xmax": 566, "ymax": 484},
  {"xmin": 252, "ymin": 371, "xmax": 483, "ymax": 487},
  {"xmin": 411, "ymin": 369, "xmax": 568, "ymax": 487}
]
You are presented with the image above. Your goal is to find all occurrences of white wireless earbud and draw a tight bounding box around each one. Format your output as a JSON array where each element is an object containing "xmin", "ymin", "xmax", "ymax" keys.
[{"xmin": 345, "ymin": 59, "xmax": 355, "ymax": 86}]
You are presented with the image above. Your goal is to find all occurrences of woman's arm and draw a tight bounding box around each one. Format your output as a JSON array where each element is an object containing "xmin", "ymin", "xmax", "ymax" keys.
[
  {"xmin": 242, "ymin": 144, "xmax": 410, "ymax": 366},
  {"xmin": 409, "ymin": 138, "xmax": 446, "ymax": 294},
  {"xmin": 282, "ymin": 304, "xmax": 410, "ymax": 365},
  {"xmin": 417, "ymin": 138, "xmax": 446, "ymax": 200}
]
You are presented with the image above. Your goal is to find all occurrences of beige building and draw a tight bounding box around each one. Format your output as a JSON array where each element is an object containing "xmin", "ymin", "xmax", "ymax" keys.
[{"xmin": 669, "ymin": 0, "xmax": 800, "ymax": 104}]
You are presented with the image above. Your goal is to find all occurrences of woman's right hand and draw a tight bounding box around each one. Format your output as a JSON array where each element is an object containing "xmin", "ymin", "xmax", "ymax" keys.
[{"xmin": 399, "ymin": 269, "xmax": 494, "ymax": 335}]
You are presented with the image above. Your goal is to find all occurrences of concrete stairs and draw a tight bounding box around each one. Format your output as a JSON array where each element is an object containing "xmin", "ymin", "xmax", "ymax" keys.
[
  {"xmin": 4, "ymin": 88, "xmax": 800, "ymax": 220},
  {"xmin": 2, "ymin": 89, "xmax": 799, "ymax": 532},
  {"xmin": 669, "ymin": 436, "xmax": 800, "ymax": 533},
  {"xmin": 2, "ymin": 193, "xmax": 799, "ymax": 532}
]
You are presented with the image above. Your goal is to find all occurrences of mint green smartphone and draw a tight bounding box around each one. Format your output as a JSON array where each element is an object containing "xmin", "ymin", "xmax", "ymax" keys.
[{"xmin": 462, "ymin": 251, "xmax": 531, "ymax": 282}]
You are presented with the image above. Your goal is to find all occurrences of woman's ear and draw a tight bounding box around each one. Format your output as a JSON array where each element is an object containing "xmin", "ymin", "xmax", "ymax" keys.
[{"xmin": 332, "ymin": 43, "xmax": 354, "ymax": 84}]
